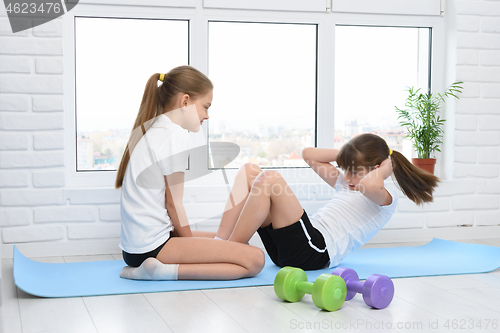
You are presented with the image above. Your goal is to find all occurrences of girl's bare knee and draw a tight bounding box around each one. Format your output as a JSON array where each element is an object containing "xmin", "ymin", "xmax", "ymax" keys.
[
  {"xmin": 253, "ymin": 170, "xmax": 282, "ymax": 191},
  {"xmin": 261, "ymin": 169, "xmax": 281, "ymax": 179},
  {"xmin": 246, "ymin": 247, "xmax": 265, "ymax": 277},
  {"xmin": 243, "ymin": 163, "xmax": 262, "ymax": 178},
  {"xmin": 254, "ymin": 169, "xmax": 277, "ymax": 182}
]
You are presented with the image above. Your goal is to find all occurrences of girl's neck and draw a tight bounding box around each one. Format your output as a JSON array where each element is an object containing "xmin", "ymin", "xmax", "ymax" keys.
[{"xmin": 164, "ymin": 108, "xmax": 184, "ymax": 127}]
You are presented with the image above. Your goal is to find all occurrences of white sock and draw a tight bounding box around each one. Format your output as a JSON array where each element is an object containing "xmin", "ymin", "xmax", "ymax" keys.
[{"xmin": 120, "ymin": 257, "xmax": 179, "ymax": 281}]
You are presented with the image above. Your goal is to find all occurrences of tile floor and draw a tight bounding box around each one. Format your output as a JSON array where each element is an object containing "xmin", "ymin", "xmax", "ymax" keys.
[{"xmin": 2, "ymin": 239, "xmax": 500, "ymax": 333}]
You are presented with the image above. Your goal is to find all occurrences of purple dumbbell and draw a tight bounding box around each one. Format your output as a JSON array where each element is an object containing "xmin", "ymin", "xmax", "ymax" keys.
[{"xmin": 332, "ymin": 267, "xmax": 394, "ymax": 309}]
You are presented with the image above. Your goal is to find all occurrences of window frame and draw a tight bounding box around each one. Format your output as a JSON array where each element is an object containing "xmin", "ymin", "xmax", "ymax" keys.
[
  {"xmin": 331, "ymin": 0, "xmax": 442, "ymax": 16},
  {"xmin": 64, "ymin": 5, "xmax": 196, "ymax": 187},
  {"xmin": 79, "ymin": 0, "xmax": 196, "ymax": 7},
  {"xmin": 64, "ymin": 2, "xmax": 447, "ymax": 188},
  {"xmin": 203, "ymin": 0, "xmax": 327, "ymax": 12}
]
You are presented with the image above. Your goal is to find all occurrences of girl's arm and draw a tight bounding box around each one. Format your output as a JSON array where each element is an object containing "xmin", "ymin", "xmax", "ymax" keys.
[
  {"xmin": 165, "ymin": 172, "xmax": 193, "ymax": 237},
  {"xmin": 302, "ymin": 148, "xmax": 340, "ymax": 188},
  {"xmin": 359, "ymin": 158, "xmax": 393, "ymax": 206}
]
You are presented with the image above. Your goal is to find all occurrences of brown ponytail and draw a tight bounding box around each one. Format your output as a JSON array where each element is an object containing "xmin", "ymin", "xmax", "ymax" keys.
[
  {"xmin": 390, "ymin": 150, "xmax": 439, "ymax": 205},
  {"xmin": 115, "ymin": 66, "xmax": 213, "ymax": 189},
  {"xmin": 337, "ymin": 133, "xmax": 439, "ymax": 206}
]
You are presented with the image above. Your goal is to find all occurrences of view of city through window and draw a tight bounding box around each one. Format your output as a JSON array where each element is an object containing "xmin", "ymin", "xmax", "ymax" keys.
[
  {"xmin": 75, "ymin": 17, "xmax": 189, "ymax": 171},
  {"xmin": 76, "ymin": 20, "xmax": 430, "ymax": 171},
  {"xmin": 207, "ymin": 21, "xmax": 317, "ymax": 169},
  {"xmin": 208, "ymin": 120, "xmax": 315, "ymax": 169}
]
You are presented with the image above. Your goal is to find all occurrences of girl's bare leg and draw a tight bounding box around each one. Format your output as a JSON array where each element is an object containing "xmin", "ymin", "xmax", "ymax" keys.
[
  {"xmin": 216, "ymin": 163, "xmax": 263, "ymax": 240},
  {"xmin": 157, "ymin": 236, "xmax": 265, "ymax": 280},
  {"xmin": 191, "ymin": 230, "xmax": 216, "ymax": 238},
  {"xmin": 227, "ymin": 170, "xmax": 304, "ymax": 244}
]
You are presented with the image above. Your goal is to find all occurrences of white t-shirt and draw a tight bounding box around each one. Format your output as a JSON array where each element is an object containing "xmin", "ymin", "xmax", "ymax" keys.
[
  {"xmin": 119, "ymin": 114, "xmax": 204, "ymax": 254},
  {"xmin": 309, "ymin": 174, "xmax": 399, "ymax": 268}
]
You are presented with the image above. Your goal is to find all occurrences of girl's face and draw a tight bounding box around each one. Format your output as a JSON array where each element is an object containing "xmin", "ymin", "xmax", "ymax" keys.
[
  {"xmin": 182, "ymin": 90, "xmax": 213, "ymax": 132},
  {"xmin": 343, "ymin": 166, "xmax": 369, "ymax": 191}
]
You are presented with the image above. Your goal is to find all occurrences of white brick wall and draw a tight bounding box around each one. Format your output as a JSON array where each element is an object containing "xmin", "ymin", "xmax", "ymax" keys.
[
  {"xmin": 426, "ymin": 212, "xmax": 475, "ymax": 228},
  {"xmin": 0, "ymin": 57, "xmax": 31, "ymax": 73},
  {"xmin": 99, "ymin": 205, "xmax": 120, "ymax": 222},
  {"xmin": 34, "ymin": 206, "xmax": 97, "ymax": 223},
  {"xmin": 481, "ymin": 50, "xmax": 500, "ymax": 66},
  {"xmin": 476, "ymin": 211, "xmax": 500, "ymax": 226},
  {"xmin": 454, "ymin": 164, "xmax": 499, "ymax": 178},
  {"xmin": 1, "ymin": 1, "xmax": 500, "ymax": 258},
  {"xmin": 3, "ymin": 226, "xmax": 65, "ymax": 243},
  {"xmin": 478, "ymin": 148, "xmax": 500, "ymax": 164},
  {"xmin": 0, "ymin": 171, "xmax": 29, "ymax": 188},
  {"xmin": 448, "ymin": 0, "xmax": 500, "ymax": 241},
  {"xmin": 0, "ymin": 95, "xmax": 29, "ymax": 111},
  {"xmin": 0, "ymin": 133, "xmax": 29, "ymax": 150},
  {"xmin": 32, "ymin": 96, "xmax": 63, "ymax": 112},
  {"xmin": 0, "ymin": 208, "xmax": 32, "ymax": 227},
  {"xmin": 0, "ymin": 151, "xmax": 64, "ymax": 168},
  {"xmin": 0, "ymin": 114, "xmax": 64, "ymax": 130},
  {"xmin": 454, "ymin": 147, "xmax": 477, "ymax": 163},
  {"xmin": 33, "ymin": 133, "xmax": 64, "ymax": 150},
  {"xmin": 457, "ymin": 98, "xmax": 500, "ymax": 114},
  {"xmin": 32, "ymin": 171, "xmax": 65, "ymax": 188}
]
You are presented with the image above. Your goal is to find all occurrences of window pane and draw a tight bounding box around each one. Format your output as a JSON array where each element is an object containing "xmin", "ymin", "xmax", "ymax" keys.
[
  {"xmin": 75, "ymin": 17, "xmax": 189, "ymax": 171},
  {"xmin": 208, "ymin": 21, "xmax": 317, "ymax": 168},
  {"xmin": 334, "ymin": 26, "xmax": 431, "ymax": 158}
]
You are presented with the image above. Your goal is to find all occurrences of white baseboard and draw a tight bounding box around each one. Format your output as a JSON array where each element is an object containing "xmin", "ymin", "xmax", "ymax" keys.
[
  {"xmin": 368, "ymin": 226, "xmax": 500, "ymax": 244},
  {"xmin": 2, "ymin": 239, "xmax": 121, "ymax": 259}
]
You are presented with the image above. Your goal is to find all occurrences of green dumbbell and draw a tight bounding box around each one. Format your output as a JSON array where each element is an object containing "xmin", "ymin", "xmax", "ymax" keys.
[{"xmin": 274, "ymin": 266, "xmax": 347, "ymax": 311}]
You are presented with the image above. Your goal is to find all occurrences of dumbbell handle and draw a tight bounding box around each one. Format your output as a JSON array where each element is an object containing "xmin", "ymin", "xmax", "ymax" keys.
[
  {"xmin": 296, "ymin": 280, "xmax": 345, "ymax": 301},
  {"xmin": 295, "ymin": 281, "xmax": 313, "ymax": 294},
  {"xmin": 345, "ymin": 280, "xmax": 364, "ymax": 294}
]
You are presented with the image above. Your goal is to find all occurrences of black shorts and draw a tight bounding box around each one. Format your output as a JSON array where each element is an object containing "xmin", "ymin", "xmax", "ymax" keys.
[
  {"xmin": 257, "ymin": 210, "xmax": 330, "ymax": 270},
  {"xmin": 122, "ymin": 235, "xmax": 172, "ymax": 267}
]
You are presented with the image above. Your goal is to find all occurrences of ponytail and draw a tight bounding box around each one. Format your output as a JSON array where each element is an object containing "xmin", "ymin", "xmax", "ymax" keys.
[
  {"xmin": 337, "ymin": 133, "xmax": 439, "ymax": 206},
  {"xmin": 390, "ymin": 150, "xmax": 439, "ymax": 205},
  {"xmin": 115, "ymin": 66, "xmax": 213, "ymax": 189}
]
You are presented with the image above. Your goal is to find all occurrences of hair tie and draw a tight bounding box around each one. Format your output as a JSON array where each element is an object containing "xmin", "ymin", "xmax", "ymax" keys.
[
  {"xmin": 389, "ymin": 148, "xmax": 393, "ymax": 156},
  {"xmin": 159, "ymin": 73, "xmax": 165, "ymax": 82}
]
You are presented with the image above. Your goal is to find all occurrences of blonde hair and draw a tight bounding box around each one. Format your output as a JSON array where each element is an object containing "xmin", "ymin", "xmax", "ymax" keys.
[
  {"xmin": 115, "ymin": 65, "xmax": 213, "ymax": 188},
  {"xmin": 336, "ymin": 133, "xmax": 439, "ymax": 205}
]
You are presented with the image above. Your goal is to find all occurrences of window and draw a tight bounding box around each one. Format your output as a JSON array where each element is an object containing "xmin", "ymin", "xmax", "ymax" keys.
[
  {"xmin": 334, "ymin": 25, "xmax": 431, "ymax": 159},
  {"xmin": 65, "ymin": 1, "xmax": 446, "ymax": 185},
  {"xmin": 208, "ymin": 21, "xmax": 317, "ymax": 168},
  {"xmin": 74, "ymin": 17, "xmax": 189, "ymax": 171}
]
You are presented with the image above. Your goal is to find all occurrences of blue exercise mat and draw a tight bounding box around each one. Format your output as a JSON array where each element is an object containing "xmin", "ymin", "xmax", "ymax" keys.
[{"xmin": 13, "ymin": 238, "xmax": 500, "ymax": 298}]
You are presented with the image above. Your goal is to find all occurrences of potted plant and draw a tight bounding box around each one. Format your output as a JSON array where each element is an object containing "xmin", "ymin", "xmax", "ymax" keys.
[{"xmin": 395, "ymin": 81, "xmax": 463, "ymax": 174}]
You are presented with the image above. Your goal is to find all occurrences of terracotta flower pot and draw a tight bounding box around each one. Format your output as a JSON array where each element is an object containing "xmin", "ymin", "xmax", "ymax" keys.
[{"xmin": 412, "ymin": 158, "xmax": 436, "ymax": 175}]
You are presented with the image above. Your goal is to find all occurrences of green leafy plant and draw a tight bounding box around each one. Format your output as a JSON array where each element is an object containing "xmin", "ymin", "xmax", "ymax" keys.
[{"xmin": 396, "ymin": 81, "xmax": 463, "ymax": 159}]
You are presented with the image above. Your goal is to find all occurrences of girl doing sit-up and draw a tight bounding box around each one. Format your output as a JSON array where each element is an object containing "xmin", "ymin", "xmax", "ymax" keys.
[{"xmin": 215, "ymin": 133, "xmax": 439, "ymax": 270}]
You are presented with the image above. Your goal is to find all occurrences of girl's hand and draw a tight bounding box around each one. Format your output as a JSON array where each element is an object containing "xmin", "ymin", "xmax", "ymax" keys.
[
  {"xmin": 359, "ymin": 158, "xmax": 393, "ymax": 206},
  {"xmin": 378, "ymin": 158, "xmax": 393, "ymax": 180}
]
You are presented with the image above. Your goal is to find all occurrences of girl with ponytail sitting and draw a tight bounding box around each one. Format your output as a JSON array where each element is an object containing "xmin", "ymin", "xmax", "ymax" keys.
[
  {"xmin": 116, "ymin": 66, "xmax": 264, "ymax": 281},
  {"xmin": 215, "ymin": 133, "xmax": 439, "ymax": 269}
]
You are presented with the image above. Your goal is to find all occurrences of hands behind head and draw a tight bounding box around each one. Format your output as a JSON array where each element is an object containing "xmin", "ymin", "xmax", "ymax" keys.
[
  {"xmin": 378, "ymin": 158, "xmax": 393, "ymax": 179},
  {"xmin": 370, "ymin": 158, "xmax": 393, "ymax": 180}
]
